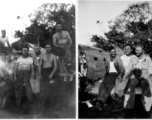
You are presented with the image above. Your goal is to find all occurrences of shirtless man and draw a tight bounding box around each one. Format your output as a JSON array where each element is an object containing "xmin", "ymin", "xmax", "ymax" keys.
[
  {"xmin": 39, "ymin": 43, "xmax": 57, "ymax": 85},
  {"xmin": 0, "ymin": 30, "xmax": 10, "ymax": 53},
  {"xmin": 53, "ymin": 22, "xmax": 72, "ymax": 69},
  {"xmin": 38, "ymin": 43, "xmax": 57, "ymax": 114}
]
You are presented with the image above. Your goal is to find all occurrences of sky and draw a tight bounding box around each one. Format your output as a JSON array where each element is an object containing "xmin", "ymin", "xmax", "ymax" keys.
[
  {"xmin": 78, "ymin": 0, "xmax": 152, "ymax": 46},
  {"xmin": 0, "ymin": 0, "xmax": 76, "ymax": 44}
]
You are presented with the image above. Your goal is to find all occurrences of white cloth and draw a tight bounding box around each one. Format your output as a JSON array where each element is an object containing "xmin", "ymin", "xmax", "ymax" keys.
[
  {"xmin": 17, "ymin": 56, "xmax": 33, "ymax": 70},
  {"xmin": 109, "ymin": 61, "xmax": 117, "ymax": 73},
  {"xmin": 121, "ymin": 55, "xmax": 134, "ymax": 69},
  {"xmin": 121, "ymin": 55, "xmax": 140, "ymax": 107},
  {"xmin": 30, "ymin": 75, "xmax": 40, "ymax": 94},
  {"xmin": 79, "ymin": 54, "xmax": 86, "ymax": 64},
  {"xmin": 81, "ymin": 68, "xmax": 87, "ymax": 76},
  {"xmin": 0, "ymin": 36, "xmax": 8, "ymax": 46}
]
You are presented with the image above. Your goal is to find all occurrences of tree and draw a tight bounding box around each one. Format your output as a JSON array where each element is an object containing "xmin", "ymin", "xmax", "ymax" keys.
[
  {"xmin": 12, "ymin": 3, "xmax": 75, "ymax": 55},
  {"xmin": 91, "ymin": 2, "xmax": 152, "ymax": 56},
  {"xmin": 29, "ymin": 3, "xmax": 75, "ymax": 51}
]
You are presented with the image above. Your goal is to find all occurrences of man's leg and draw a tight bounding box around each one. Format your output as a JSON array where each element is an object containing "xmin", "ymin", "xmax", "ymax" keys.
[
  {"xmin": 140, "ymin": 78, "xmax": 151, "ymax": 97},
  {"xmin": 123, "ymin": 109, "xmax": 135, "ymax": 118},
  {"xmin": 124, "ymin": 78, "xmax": 139, "ymax": 109},
  {"xmin": 14, "ymin": 73, "xmax": 24, "ymax": 107},
  {"xmin": 23, "ymin": 71, "xmax": 33, "ymax": 103},
  {"xmin": 40, "ymin": 68, "xmax": 51, "ymax": 114},
  {"xmin": 98, "ymin": 73, "xmax": 118, "ymax": 103}
]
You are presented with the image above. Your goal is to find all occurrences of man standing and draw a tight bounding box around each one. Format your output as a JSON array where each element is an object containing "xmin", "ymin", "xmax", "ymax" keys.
[
  {"xmin": 0, "ymin": 30, "xmax": 10, "ymax": 52},
  {"xmin": 30, "ymin": 45, "xmax": 42, "ymax": 94},
  {"xmin": 39, "ymin": 43, "xmax": 57, "ymax": 85},
  {"xmin": 53, "ymin": 22, "xmax": 72, "ymax": 73},
  {"xmin": 98, "ymin": 46, "xmax": 124, "ymax": 103},
  {"xmin": 1, "ymin": 53, "xmax": 15, "ymax": 109},
  {"xmin": 30, "ymin": 45, "xmax": 43, "ymax": 116},
  {"xmin": 38, "ymin": 43, "xmax": 57, "ymax": 113},
  {"xmin": 14, "ymin": 46, "xmax": 34, "ymax": 107}
]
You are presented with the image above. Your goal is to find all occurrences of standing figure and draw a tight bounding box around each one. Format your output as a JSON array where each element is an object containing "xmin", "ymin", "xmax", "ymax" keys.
[
  {"xmin": 30, "ymin": 45, "xmax": 43, "ymax": 116},
  {"xmin": 14, "ymin": 46, "xmax": 34, "ymax": 107},
  {"xmin": 38, "ymin": 43, "xmax": 57, "ymax": 113},
  {"xmin": 0, "ymin": 53, "xmax": 15, "ymax": 109}
]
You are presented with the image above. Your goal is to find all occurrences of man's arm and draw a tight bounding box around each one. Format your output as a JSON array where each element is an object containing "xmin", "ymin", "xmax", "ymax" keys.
[
  {"xmin": 49, "ymin": 55, "xmax": 57, "ymax": 77},
  {"xmin": 53, "ymin": 34, "xmax": 62, "ymax": 48},
  {"xmin": 143, "ymin": 56, "xmax": 152, "ymax": 79},
  {"xmin": 14, "ymin": 62, "xmax": 19, "ymax": 81},
  {"xmin": 123, "ymin": 58, "xmax": 133, "ymax": 81},
  {"xmin": 117, "ymin": 57, "xmax": 125, "ymax": 75},
  {"xmin": 30, "ymin": 59, "xmax": 34, "ymax": 77},
  {"xmin": 6, "ymin": 38, "xmax": 11, "ymax": 51},
  {"xmin": 66, "ymin": 32, "xmax": 72, "ymax": 48},
  {"xmin": 38, "ymin": 55, "xmax": 43, "ymax": 77}
]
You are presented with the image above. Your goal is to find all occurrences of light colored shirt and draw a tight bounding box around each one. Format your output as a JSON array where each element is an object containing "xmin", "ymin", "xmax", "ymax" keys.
[
  {"xmin": 109, "ymin": 61, "xmax": 117, "ymax": 73},
  {"xmin": 81, "ymin": 68, "xmax": 87, "ymax": 76},
  {"xmin": 121, "ymin": 55, "xmax": 135, "ymax": 69},
  {"xmin": 79, "ymin": 54, "xmax": 86, "ymax": 64},
  {"xmin": 0, "ymin": 36, "xmax": 8, "ymax": 46},
  {"xmin": 17, "ymin": 56, "xmax": 33, "ymax": 70},
  {"xmin": 123, "ymin": 55, "xmax": 152, "ymax": 111}
]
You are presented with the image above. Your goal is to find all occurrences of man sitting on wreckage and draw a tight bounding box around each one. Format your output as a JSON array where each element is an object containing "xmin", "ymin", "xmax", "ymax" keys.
[
  {"xmin": 98, "ymin": 46, "xmax": 124, "ymax": 104},
  {"xmin": 116, "ymin": 44, "xmax": 152, "ymax": 118}
]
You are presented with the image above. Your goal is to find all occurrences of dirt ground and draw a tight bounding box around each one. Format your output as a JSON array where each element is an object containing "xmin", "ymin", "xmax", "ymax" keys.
[
  {"xmin": 79, "ymin": 92, "xmax": 152, "ymax": 119},
  {"xmin": 0, "ymin": 75, "xmax": 76, "ymax": 118}
]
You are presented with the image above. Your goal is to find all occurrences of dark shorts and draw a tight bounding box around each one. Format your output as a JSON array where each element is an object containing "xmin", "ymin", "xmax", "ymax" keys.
[
  {"xmin": 41, "ymin": 67, "xmax": 53, "ymax": 82},
  {"xmin": 41, "ymin": 67, "xmax": 53, "ymax": 95}
]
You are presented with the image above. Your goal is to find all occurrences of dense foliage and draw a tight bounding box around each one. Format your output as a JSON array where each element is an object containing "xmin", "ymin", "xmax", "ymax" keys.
[
  {"xmin": 91, "ymin": 2, "xmax": 152, "ymax": 56},
  {"xmin": 12, "ymin": 3, "xmax": 75, "ymax": 55}
]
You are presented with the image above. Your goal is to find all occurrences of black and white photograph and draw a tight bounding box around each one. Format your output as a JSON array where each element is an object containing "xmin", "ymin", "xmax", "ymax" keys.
[
  {"xmin": 78, "ymin": 0, "xmax": 152, "ymax": 119},
  {"xmin": 0, "ymin": 0, "xmax": 75, "ymax": 118}
]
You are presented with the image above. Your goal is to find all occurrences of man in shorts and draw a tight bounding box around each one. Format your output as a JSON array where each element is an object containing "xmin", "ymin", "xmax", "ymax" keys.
[
  {"xmin": 53, "ymin": 22, "xmax": 72, "ymax": 73},
  {"xmin": 38, "ymin": 43, "xmax": 57, "ymax": 113}
]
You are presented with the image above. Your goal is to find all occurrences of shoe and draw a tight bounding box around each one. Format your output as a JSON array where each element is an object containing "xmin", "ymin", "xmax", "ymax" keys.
[
  {"xmin": 49, "ymin": 80, "xmax": 54, "ymax": 84},
  {"xmin": 1, "ymin": 98, "xmax": 6, "ymax": 109},
  {"xmin": 111, "ymin": 93, "xmax": 117, "ymax": 100},
  {"xmin": 95, "ymin": 101, "xmax": 102, "ymax": 111},
  {"xmin": 82, "ymin": 100, "xmax": 93, "ymax": 108}
]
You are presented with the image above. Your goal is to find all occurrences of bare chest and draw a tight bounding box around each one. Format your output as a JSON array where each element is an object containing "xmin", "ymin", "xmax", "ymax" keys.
[
  {"xmin": 43, "ymin": 55, "xmax": 53, "ymax": 63},
  {"xmin": 56, "ymin": 32, "xmax": 67, "ymax": 40}
]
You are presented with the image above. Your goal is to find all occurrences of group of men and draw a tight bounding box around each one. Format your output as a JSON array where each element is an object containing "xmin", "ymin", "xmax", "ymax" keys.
[
  {"xmin": 0, "ymin": 21, "xmax": 73, "ymax": 116},
  {"xmin": 98, "ymin": 44, "xmax": 152, "ymax": 118}
]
